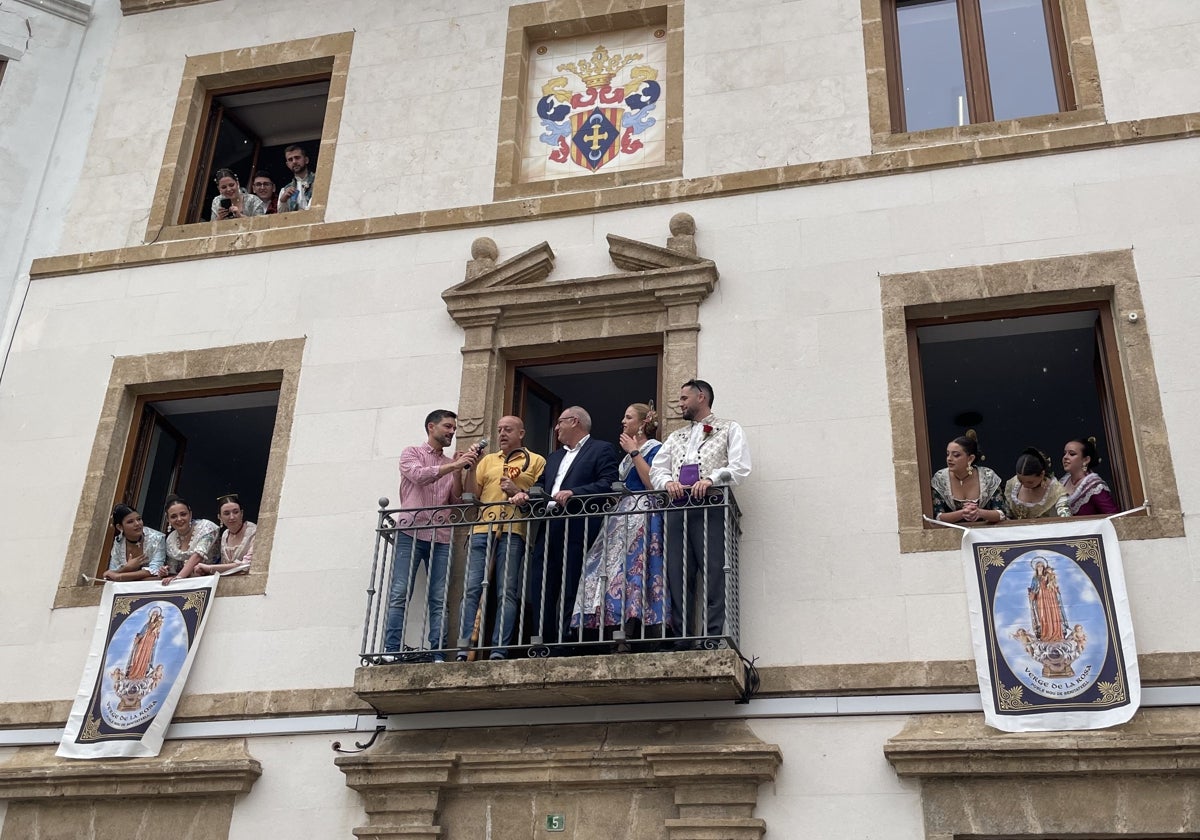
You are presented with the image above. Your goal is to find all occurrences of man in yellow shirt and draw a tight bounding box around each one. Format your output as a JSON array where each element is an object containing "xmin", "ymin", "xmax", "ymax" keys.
[{"xmin": 458, "ymin": 415, "xmax": 545, "ymax": 660}]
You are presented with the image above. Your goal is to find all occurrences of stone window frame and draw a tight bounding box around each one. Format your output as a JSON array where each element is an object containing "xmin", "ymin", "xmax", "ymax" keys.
[
  {"xmin": 860, "ymin": 0, "xmax": 1104, "ymax": 151},
  {"xmin": 492, "ymin": 0, "xmax": 684, "ymax": 202},
  {"xmin": 54, "ymin": 339, "xmax": 304, "ymax": 609},
  {"xmin": 144, "ymin": 32, "xmax": 352, "ymax": 244},
  {"xmin": 883, "ymin": 250, "xmax": 1183, "ymax": 553}
]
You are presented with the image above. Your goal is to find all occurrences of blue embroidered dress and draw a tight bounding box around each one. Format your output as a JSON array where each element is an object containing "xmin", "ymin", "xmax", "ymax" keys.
[{"xmin": 570, "ymin": 439, "xmax": 669, "ymax": 630}]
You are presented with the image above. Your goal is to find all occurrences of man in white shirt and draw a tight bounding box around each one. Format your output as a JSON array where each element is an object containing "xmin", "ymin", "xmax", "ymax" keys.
[
  {"xmin": 278, "ymin": 144, "xmax": 315, "ymax": 212},
  {"xmin": 650, "ymin": 379, "xmax": 751, "ymax": 642},
  {"xmin": 512, "ymin": 406, "xmax": 618, "ymax": 647}
]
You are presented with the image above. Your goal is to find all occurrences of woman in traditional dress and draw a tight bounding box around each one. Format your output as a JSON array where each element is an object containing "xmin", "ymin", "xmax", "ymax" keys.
[
  {"xmin": 196, "ymin": 493, "xmax": 256, "ymax": 575},
  {"xmin": 103, "ymin": 504, "xmax": 167, "ymax": 582},
  {"xmin": 1005, "ymin": 447, "xmax": 1070, "ymax": 519},
  {"xmin": 570, "ymin": 403, "xmax": 667, "ymax": 645},
  {"xmin": 1028, "ymin": 559, "xmax": 1067, "ymax": 642},
  {"xmin": 210, "ymin": 168, "xmax": 265, "ymax": 221},
  {"xmin": 161, "ymin": 495, "xmax": 220, "ymax": 583},
  {"xmin": 931, "ymin": 430, "xmax": 1006, "ymax": 524},
  {"xmin": 1061, "ymin": 436, "xmax": 1120, "ymax": 515}
]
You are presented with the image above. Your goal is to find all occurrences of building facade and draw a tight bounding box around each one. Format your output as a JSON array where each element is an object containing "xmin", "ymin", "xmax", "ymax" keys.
[{"xmin": 2, "ymin": 0, "xmax": 1200, "ymax": 837}]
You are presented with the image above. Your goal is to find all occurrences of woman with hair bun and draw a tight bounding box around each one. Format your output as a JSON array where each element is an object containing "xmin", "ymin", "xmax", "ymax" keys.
[
  {"xmin": 1005, "ymin": 447, "xmax": 1070, "ymax": 519},
  {"xmin": 931, "ymin": 430, "xmax": 1006, "ymax": 524},
  {"xmin": 161, "ymin": 494, "xmax": 220, "ymax": 583},
  {"xmin": 196, "ymin": 493, "xmax": 256, "ymax": 575},
  {"xmin": 210, "ymin": 168, "xmax": 265, "ymax": 221},
  {"xmin": 103, "ymin": 504, "xmax": 167, "ymax": 581},
  {"xmin": 1061, "ymin": 436, "xmax": 1120, "ymax": 515},
  {"xmin": 570, "ymin": 402, "xmax": 668, "ymax": 644}
]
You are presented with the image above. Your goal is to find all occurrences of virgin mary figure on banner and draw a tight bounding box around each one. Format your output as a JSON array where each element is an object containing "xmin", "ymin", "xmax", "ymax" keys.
[
  {"xmin": 958, "ymin": 517, "xmax": 1140, "ymax": 732},
  {"xmin": 58, "ymin": 575, "xmax": 220, "ymax": 759}
]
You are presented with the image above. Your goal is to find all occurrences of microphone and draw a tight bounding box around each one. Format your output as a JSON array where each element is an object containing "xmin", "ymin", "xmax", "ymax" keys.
[{"xmin": 463, "ymin": 436, "xmax": 489, "ymax": 469}]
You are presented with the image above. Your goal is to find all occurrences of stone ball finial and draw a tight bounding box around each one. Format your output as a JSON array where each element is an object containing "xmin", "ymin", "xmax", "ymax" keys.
[
  {"xmin": 471, "ymin": 237, "xmax": 499, "ymax": 262},
  {"xmin": 668, "ymin": 213, "xmax": 696, "ymax": 237}
]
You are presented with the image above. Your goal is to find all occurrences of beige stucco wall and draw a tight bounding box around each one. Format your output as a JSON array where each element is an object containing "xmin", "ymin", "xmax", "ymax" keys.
[
  {"xmin": 3, "ymin": 137, "xmax": 1200, "ymax": 704},
  {"xmin": 5, "ymin": 2, "xmax": 1200, "ymax": 837},
  {"xmin": 1087, "ymin": 0, "xmax": 1200, "ymax": 122},
  {"xmin": 52, "ymin": 0, "xmax": 1200, "ymax": 256}
]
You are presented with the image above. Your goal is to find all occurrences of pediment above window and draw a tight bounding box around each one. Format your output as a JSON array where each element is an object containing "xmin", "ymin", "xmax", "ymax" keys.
[{"xmin": 442, "ymin": 212, "xmax": 717, "ymax": 330}]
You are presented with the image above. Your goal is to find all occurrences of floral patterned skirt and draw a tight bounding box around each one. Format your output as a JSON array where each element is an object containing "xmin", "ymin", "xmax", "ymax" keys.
[{"xmin": 570, "ymin": 494, "xmax": 668, "ymax": 629}]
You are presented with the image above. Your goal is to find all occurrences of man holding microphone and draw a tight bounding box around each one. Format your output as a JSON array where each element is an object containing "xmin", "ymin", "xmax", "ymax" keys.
[{"xmin": 383, "ymin": 410, "xmax": 479, "ymax": 663}]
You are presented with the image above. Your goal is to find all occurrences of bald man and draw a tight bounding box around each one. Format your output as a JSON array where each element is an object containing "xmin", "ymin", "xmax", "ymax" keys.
[
  {"xmin": 512, "ymin": 406, "xmax": 619, "ymax": 648},
  {"xmin": 457, "ymin": 415, "xmax": 545, "ymax": 660}
]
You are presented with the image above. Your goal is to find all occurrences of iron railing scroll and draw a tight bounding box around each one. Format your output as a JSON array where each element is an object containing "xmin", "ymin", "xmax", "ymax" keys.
[{"xmin": 359, "ymin": 487, "xmax": 742, "ymax": 664}]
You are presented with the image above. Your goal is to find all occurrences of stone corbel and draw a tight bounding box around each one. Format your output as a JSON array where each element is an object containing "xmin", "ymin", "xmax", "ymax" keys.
[
  {"xmin": 645, "ymin": 745, "xmax": 783, "ymax": 840},
  {"xmin": 885, "ymin": 709, "xmax": 1200, "ymax": 839},
  {"xmin": 0, "ymin": 739, "xmax": 261, "ymax": 840},
  {"xmin": 337, "ymin": 722, "xmax": 780, "ymax": 840},
  {"xmin": 0, "ymin": 739, "xmax": 261, "ymax": 800}
]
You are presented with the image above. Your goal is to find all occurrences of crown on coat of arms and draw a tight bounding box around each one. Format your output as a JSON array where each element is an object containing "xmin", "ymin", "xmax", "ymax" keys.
[{"xmin": 557, "ymin": 45, "xmax": 643, "ymax": 88}]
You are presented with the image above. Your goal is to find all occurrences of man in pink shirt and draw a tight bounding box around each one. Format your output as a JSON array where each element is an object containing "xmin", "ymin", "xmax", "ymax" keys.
[{"xmin": 384, "ymin": 410, "xmax": 479, "ymax": 662}]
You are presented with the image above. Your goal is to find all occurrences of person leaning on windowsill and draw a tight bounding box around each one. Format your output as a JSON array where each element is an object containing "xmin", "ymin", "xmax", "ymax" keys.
[
  {"xmin": 931, "ymin": 430, "xmax": 1006, "ymax": 525},
  {"xmin": 195, "ymin": 493, "xmax": 256, "ymax": 575},
  {"xmin": 103, "ymin": 503, "xmax": 167, "ymax": 582},
  {"xmin": 210, "ymin": 168, "xmax": 265, "ymax": 221},
  {"xmin": 160, "ymin": 494, "xmax": 220, "ymax": 584},
  {"xmin": 1005, "ymin": 447, "xmax": 1070, "ymax": 519}
]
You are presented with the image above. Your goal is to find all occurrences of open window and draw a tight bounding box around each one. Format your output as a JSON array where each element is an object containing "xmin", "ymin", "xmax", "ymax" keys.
[
  {"xmin": 910, "ymin": 302, "xmax": 1143, "ymax": 521},
  {"xmin": 181, "ymin": 78, "xmax": 328, "ymax": 223},
  {"xmin": 511, "ymin": 351, "xmax": 660, "ymax": 455},
  {"xmin": 145, "ymin": 33, "xmax": 351, "ymax": 241},
  {"xmin": 97, "ymin": 385, "xmax": 281, "ymax": 578}
]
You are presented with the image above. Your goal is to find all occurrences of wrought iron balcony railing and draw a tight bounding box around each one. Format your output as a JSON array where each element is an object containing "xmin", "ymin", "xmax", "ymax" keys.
[{"xmin": 359, "ymin": 486, "xmax": 743, "ymax": 664}]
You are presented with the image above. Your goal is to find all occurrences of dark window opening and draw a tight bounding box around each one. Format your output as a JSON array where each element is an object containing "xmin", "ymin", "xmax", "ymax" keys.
[
  {"xmin": 182, "ymin": 78, "xmax": 329, "ymax": 224},
  {"xmin": 911, "ymin": 305, "xmax": 1142, "ymax": 520},
  {"xmin": 100, "ymin": 386, "xmax": 280, "ymax": 575},
  {"xmin": 885, "ymin": 0, "xmax": 1074, "ymax": 132},
  {"xmin": 512, "ymin": 352, "xmax": 660, "ymax": 457}
]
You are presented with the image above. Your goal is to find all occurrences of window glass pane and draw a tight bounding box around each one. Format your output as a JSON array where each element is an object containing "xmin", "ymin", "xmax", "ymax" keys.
[
  {"xmin": 896, "ymin": 0, "xmax": 969, "ymax": 131},
  {"xmin": 917, "ymin": 311, "xmax": 1118, "ymax": 498},
  {"xmin": 980, "ymin": 0, "xmax": 1060, "ymax": 121}
]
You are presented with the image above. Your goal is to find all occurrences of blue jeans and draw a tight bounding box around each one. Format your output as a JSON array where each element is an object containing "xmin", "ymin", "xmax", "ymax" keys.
[
  {"xmin": 458, "ymin": 531, "xmax": 526, "ymax": 650},
  {"xmin": 383, "ymin": 534, "xmax": 450, "ymax": 652}
]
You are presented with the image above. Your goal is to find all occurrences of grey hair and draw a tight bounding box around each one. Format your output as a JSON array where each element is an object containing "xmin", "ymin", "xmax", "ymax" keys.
[{"xmin": 566, "ymin": 406, "xmax": 592, "ymax": 431}]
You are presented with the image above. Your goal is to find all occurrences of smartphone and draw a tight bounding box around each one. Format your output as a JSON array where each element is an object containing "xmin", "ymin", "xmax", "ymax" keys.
[{"xmin": 219, "ymin": 198, "xmax": 232, "ymax": 209}]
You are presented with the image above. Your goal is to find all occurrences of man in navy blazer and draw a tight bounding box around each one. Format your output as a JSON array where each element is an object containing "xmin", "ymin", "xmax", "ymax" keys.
[{"xmin": 512, "ymin": 406, "xmax": 618, "ymax": 647}]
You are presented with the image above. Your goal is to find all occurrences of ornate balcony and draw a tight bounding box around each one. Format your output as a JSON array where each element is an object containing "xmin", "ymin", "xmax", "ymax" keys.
[{"xmin": 352, "ymin": 488, "xmax": 754, "ymax": 713}]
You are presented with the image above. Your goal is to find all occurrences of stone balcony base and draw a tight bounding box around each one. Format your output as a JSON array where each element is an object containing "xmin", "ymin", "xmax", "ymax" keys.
[{"xmin": 353, "ymin": 649, "xmax": 749, "ymax": 714}]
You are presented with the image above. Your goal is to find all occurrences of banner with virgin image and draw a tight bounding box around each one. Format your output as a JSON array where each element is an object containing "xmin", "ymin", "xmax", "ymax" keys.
[
  {"xmin": 961, "ymin": 518, "xmax": 1140, "ymax": 732},
  {"xmin": 57, "ymin": 576, "xmax": 220, "ymax": 759}
]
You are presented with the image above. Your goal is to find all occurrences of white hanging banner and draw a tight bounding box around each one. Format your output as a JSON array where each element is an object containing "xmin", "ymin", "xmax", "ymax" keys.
[
  {"xmin": 960, "ymin": 517, "xmax": 1140, "ymax": 732},
  {"xmin": 58, "ymin": 575, "xmax": 220, "ymax": 759}
]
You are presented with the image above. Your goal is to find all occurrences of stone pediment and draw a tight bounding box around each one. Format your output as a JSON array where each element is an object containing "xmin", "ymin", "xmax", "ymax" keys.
[
  {"xmin": 442, "ymin": 213, "xmax": 718, "ymax": 329},
  {"xmin": 607, "ymin": 232, "xmax": 708, "ymax": 272}
]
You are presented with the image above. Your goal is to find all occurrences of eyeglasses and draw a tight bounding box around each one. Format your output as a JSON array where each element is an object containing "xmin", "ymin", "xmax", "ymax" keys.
[
  {"xmin": 554, "ymin": 416, "xmax": 577, "ymax": 427},
  {"xmin": 252, "ymin": 182, "xmax": 273, "ymax": 188}
]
